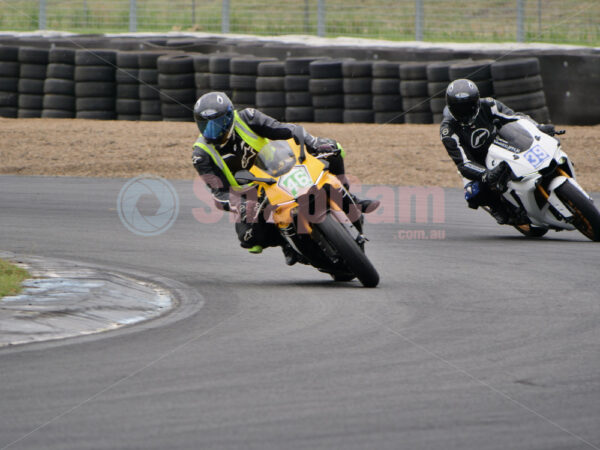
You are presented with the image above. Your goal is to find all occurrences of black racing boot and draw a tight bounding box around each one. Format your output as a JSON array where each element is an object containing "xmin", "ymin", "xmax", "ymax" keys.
[
  {"xmin": 346, "ymin": 191, "xmax": 380, "ymax": 214},
  {"xmin": 281, "ymin": 242, "xmax": 298, "ymax": 266}
]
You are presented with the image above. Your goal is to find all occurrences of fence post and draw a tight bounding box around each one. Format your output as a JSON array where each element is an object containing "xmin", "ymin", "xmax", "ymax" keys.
[
  {"xmin": 517, "ymin": 0, "xmax": 525, "ymax": 42},
  {"xmin": 129, "ymin": 0, "xmax": 137, "ymax": 32},
  {"xmin": 415, "ymin": 0, "xmax": 423, "ymax": 41},
  {"xmin": 222, "ymin": 0, "xmax": 230, "ymax": 33},
  {"xmin": 39, "ymin": 0, "xmax": 46, "ymax": 30},
  {"xmin": 317, "ymin": 0, "xmax": 325, "ymax": 37}
]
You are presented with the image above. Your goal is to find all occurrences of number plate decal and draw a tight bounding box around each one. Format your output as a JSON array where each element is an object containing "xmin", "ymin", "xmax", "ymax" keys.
[
  {"xmin": 523, "ymin": 145, "xmax": 550, "ymax": 169},
  {"xmin": 278, "ymin": 165, "xmax": 313, "ymax": 197}
]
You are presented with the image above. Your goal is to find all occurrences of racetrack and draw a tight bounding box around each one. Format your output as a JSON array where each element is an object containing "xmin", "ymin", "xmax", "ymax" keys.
[{"xmin": 1, "ymin": 175, "xmax": 599, "ymax": 450}]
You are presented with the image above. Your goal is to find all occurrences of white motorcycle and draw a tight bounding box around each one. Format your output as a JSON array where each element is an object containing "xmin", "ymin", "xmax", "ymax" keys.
[{"xmin": 484, "ymin": 118, "xmax": 600, "ymax": 241}]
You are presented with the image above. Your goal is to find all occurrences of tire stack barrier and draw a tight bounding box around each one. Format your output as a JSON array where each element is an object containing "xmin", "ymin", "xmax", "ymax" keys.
[
  {"xmin": 74, "ymin": 49, "xmax": 117, "ymax": 120},
  {"xmin": 491, "ymin": 57, "xmax": 550, "ymax": 123},
  {"xmin": 372, "ymin": 61, "xmax": 403, "ymax": 124},
  {"xmin": 426, "ymin": 60, "xmax": 459, "ymax": 124},
  {"xmin": 0, "ymin": 45, "xmax": 19, "ymax": 118},
  {"xmin": 342, "ymin": 60, "xmax": 373, "ymax": 123},
  {"xmin": 138, "ymin": 51, "xmax": 170, "ymax": 121},
  {"xmin": 42, "ymin": 47, "xmax": 76, "ymax": 118},
  {"xmin": 309, "ymin": 59, "xmax": 348, "ymax": 123},
  {"xmin": 157, "ymin": 53, "xmax": 195, "ymax": 122},
  {"xmin": 115, "ymin": 51, "xmax": 141, "ymax": 121},
  {"xmin": 209, "ymin": 53, "xmax": 238, "ymax": 99},
  {"xmin": 18, "ymin": 46, "xmax": 49, "ymax": 118},
  {"xmin": 284, "ymin": 57, "xmax": 325, "ymax": 123},
  {"xmin": 192, "ymin": 54, "xmax": 211, "ymax": 100},
  {"xmin": 449, "ymin": 59, "xmax": 494, "ymax": 100},
  {"xmin": 230, "ymin": 56, "xmax": 276, "ymax": 110},
  {"xmin": 399, "ymin": 62, "xmax": 432, "ymax": 124},
  {"xmin": 255, "ymin": 61, "xmax": 286, "ymax": 121}
]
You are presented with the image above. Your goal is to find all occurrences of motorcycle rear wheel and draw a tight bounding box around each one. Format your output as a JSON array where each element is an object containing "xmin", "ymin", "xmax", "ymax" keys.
[
  {"xmin": 513, "ymin": 224, "xmax": 548, "ymax": 238},
  {"xmin": 316, "ymin": 214, "xmax": 379, "ymax": 287},
  {"xmin": 555, "ymin": 180, "xmax": 600, "ymax": 241}
]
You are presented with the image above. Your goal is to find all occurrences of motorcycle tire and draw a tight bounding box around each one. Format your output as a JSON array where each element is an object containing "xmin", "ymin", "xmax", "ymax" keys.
[
  {"xmin": 513, "ymin": 224, "xmax": 548, "ymax": 238},
  {"xmin": 315, "ymin": 213, "xmax": 379, "ymax": 287},
  {"xmin": 554, "ymin": 180, "xmax": 600, "ymax": 242}
]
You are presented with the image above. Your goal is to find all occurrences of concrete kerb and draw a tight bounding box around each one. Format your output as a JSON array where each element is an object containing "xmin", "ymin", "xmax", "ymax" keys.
[{"xmin": 0, "ymin": 251, "xmax": 203, "ymax": 348}]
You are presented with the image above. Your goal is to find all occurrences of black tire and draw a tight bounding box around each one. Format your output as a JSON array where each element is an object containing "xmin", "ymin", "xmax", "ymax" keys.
[
  {"xmin": 140, "ymin": 100, "xmax": 162, "ymax": 115},
  {"xmin": 209, "ymin": 54, "xmax": 237, "ymax": 74},
  {"xmin": 195, "ymin": 73, "xmax": 211, "ymax": 89},
  {"xmin": 138, "ymin": 69, "xmax": 159, "ymax": 84},
  {"xmin": 159, "ymin": 88, "xmax": 196, "ymax": 104},
  {"xmin": 475, "ymin": 79, "xmax": 494, "ymax": 97},
  {"xmin": 139, "ymin": 84, "xmax": 160, "ymax": 100},
  {"xmin": 41, "ymin": 109, "xmax": 75, "ymax": 118},
  {"xmin": 0, "ymin": 45, "xmax": 19, "ymax": 62},
  {"xmin": 161, "ymin": 103, "xmax": 194, "ymax": 119},
  {"xmin": 158, "ymin": 73, "xmax": 195, "ymax": 89},
  {"xmin": 311, "ymin": 94, "xmax": 344, "ymax": 108},
  {"xmin": 449, "ymin": 60, "xmax": 493, "ymax": 81},
  {"xmin": 0, "ymin": 62, "xmax": 19, "ymax": 77},
  {"xmin": 230, "ymin": 57, "xmax": 276, "ymax": 75},
  {"xmin": 231, "ymin": 90, "xmax": 256, "ymax": 105},
  {"xmin": 372, "ymin": 78, "xmax": 399, "ymax": 95},
  {"xmin": 209, "ymin": 73, "xmax": 230, "ymax": 90},
  {"xmin": 492, "ymin": 75, "xmax": 544, "ymax": 96},
  {"xmin": 491, "ymin": 58, "xmax": 540, "ymax": 81},
  {"xmin": 497, "ymin": 90, "xmax": 546, "ymax": 111},
  {"xmin": 554, "ymin": 179, "xmax": 600, "ymax": 241},
  {"xmin": 343, "ymin": 77, "xmax": 372, "ymax": 94},
  {"xmin": 116, "ymin": 51, "xmax": 140, "ymax": 68},
  {"xmin": 18, "ymin": 47, "xmax": 49, "ymax": 64},
  {"xmin": 426, "ymin": 60, "xmax": 459, "ymax": 82},
  {"xmin": 140, "ymin": 114, "xmax": 163, "ymax": 121},
  {"xmin": 44, "ymin": 78, "xmax": 75, "ymax": 95},
  {"xmin": 43, "ymin": 94, "xmax": 75, "ymax": 110},
  {"xmin": 75, "ymin": 82, "xmax": 115, "ymax": 98},
  {"xmin": 76, "ymin": 97, "xmax": 115, "ymax": 111},
  {"xmin": 284, "ymin": 75, "xmax": 310, "ymax": 91},
  {"xmin": 48, "ymin": 47, "xmax": 75, "ymax": 64},
  {"xmin": 46, "ymin": 63, "xmax": 74, "ymax": 79},
  {"xmin": 309, "ymin": 78, "xmax": 344, "ymax": 95},
  {"xmin": 342, "ymin": 60, "xmax": 373, "ymax": 78},
  {"xmin": 0, "ymin": 78, "xmax": 18, "ymax": 92},
  {"xmin": 138, "ymin": 51, "xmax": 176, "ymax": 69},
  {"xmin": 257, "ymin": 61, "xmax": 285, "ymax": 77},
  {"xmin": 315, "ymin": 213, "xmax": 379, "ymax": 287},
  {"xmin": 344, "ymin": 94, "xmax": 372, "ymax": 110},
  {"xmin": 285, "ymin": 106, "xmax": 313, "ymax": 122},
  {"xmin": 230, "ymin": 74, "xmax": 257, "ymax": 90},
  {"xmin": 513, "ymin": 224, "xmax": 548, "ymax": 238},
  {"xmin": 427, "ymin": 81, "xmax": 449, "ymax": 98},
  {"xmin": 115, "ymin": 68, "xmax": 139, "ymax": 84},
  {"xmin": 192, "ymin": 54, "xmax": 210, "ymax": 73},
  {"xmin": 429, "ymin": 97, "xmax": 447, "ymax": 114},
  {"xmin": 0, "ymin": 106, "xmax": 18, "ymax": 117},
  {"xmin": 522, "ymin": 106, "xmax": 551, "ymax": 123},
  {"xmin": 255, "ymin": 91, "xmax": 285, "ymax": 107},
  {"xmin": 372, "ymin": 61, "xmax": 399, "ymax": 78},
  {"xmin": 405, "ymin": 112, "xmax": 433, "ymax": 124},
  {"xmin": 403, "ymin": 96, "xmax": 431, "ymax": 111},
  {"xmin": 309, "ymin": 60, "xmax": 346, "ymax": 79},
  {"xmin": 375, "ymin": 111, "xmax": 405, "ymax": 124},
  {"xmin": 116, "ymin": 99, "xmax": 141, "ymax": 115},
  {"xmin": 18, "ymin": 109, "xmax": 42, "ymax": 118},
  {"xmin": 18, "ymin": 94, "xmax": 43, "ymax": 109},
  {"xmin": 285, "ymin": 57, "xmax": 327, "ymax": 75},
  {"xmin": 400, "ymin": 80, "xmax": 428, "ymax": 97},
  {"xmin": 75, "ymin": 49, "xmax": 117, "ymax": 66},
  {"xmin": 157, "ymin": 54, "xmax": 194, "ymax": 74},
  {"xmin": 116, "ymin": 84, "xmax": 139, "ymax": 99},
  {"xmin": 256, "ymin": 76, "xmax": 285, "ymax": 91},
  {"xmin": 20, "ymin": 64, "xmax": 47, "ymax": 80},
  {"xmin": 76, "ymin": 110, "xmax": 116, "ymax": 120},
  {"xmin": 343, "ymin": 109, "xmax": 374, "ymax": 123},
  {"xmin": 74, "ymin": 65, "xmax": 115, "ymax": 82},
  {"xmin": 399, "ymin": 62, "xmax": 428, "ymax": 80},
  {"xmin": 0, "ymin": 91, "xmax": 18, "ymax": 107},
  {"xmin": 372, "ymin": 94, "xmax": 402, "ymax": 112},
  {"xmin": 258, "ymin": 107, "xmax": 285, "ymax": 121},
  {"xmin": 313, "ymin": 108, "xmax": 343, "ymax": 123},
  {"xmin": 18, "ymin": 78, "xmax": 44, "ymax": 94},
  {"xmin": 285, "ymin": 92, "xmax": 312, "ymax": 106},
  {"xmin": 117, "ymin": 114, "xmax": 140, "ymax": 121}
]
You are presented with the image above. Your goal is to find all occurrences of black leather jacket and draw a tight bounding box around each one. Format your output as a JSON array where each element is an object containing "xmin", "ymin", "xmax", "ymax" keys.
[
  {"xmin": 192, "ymin": 108, "xmax": 330, "ymax": 211},
  {"xmin": 440, "ymin": 98, "xmax": 521, "ymax": 182}
]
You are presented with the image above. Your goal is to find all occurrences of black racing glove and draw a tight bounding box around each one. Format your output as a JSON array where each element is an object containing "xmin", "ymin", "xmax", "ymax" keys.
[
  {"xmin": 312, "ymin": 137, "xmax": 341, "ymax": 154},
  {"xmin": 537, "ymin": 123, "xmax": 556, "ymax": 136},
  {"xmin": 482, "ymin": 162, "xmax": 510, "ymax": 192}
]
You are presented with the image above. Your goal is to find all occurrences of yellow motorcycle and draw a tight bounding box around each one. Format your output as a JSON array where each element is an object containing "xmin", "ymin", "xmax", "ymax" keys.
[{"xmin": 234, "ymin": 138, "xmax": 379, "ymax": 288}]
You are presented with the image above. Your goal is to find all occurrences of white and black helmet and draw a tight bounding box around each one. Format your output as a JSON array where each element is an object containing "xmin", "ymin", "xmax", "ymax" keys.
[{"xmin": 446, "ymin": 79, "xmax": 480, "ymax": 125}]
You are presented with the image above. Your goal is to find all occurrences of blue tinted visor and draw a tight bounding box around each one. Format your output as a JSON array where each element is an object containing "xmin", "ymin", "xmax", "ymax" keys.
[{"xmin": 198, "ymin": 109, "xmax": 234, "ymax": 141}]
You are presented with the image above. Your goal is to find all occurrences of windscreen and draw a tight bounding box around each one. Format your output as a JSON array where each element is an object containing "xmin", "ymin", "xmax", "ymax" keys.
[
  {"xmin": 496, "ymin": 121, "xmax": 534, "ymax": 152},
  {"xmin": 254, "ymin": 140, "xmax": 297, "ymax": 177}
]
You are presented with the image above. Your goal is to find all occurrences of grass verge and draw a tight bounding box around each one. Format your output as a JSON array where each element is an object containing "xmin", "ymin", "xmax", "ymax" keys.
[{"xmin": 0, "ymin": 258, "xmax": 31, "ymax": 299}]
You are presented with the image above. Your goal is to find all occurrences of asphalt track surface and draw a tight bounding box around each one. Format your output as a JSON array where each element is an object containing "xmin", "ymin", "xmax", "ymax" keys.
[{"xmin": 1, "ymin": 175, "xmax": 599, "ymax": 450}]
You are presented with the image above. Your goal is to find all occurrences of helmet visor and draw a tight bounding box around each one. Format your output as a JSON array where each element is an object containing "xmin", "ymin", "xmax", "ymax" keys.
[
  {"xmin": 450, "ymin": 101, "xmax": 479, "ymax": 125},
  {"xmin": 198, "ymin": 110, "xmax": 234, "ymax": 141}
]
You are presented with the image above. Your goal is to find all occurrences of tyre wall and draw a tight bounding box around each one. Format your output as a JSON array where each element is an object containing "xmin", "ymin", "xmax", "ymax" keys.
[{"xmin": 0, "ymin": 34, "xmax": 597, "ymax": 125}]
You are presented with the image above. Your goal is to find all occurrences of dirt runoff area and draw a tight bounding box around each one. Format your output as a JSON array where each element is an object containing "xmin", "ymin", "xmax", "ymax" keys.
[{"xmin": 1, "ymin": 118, "xmax": 599, "ymax": 191}]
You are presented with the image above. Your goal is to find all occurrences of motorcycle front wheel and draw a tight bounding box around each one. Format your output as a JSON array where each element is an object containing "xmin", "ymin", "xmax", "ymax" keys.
[
  {"xmin": 315, "ymin": 213, "xmax": 379, "ymax": 287},
  {"xmin": 555, "ymin": 180, "xmax": 600, "ymax": 241}
]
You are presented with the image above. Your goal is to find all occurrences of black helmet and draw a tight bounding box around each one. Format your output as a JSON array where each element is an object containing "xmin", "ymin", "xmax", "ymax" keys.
[
  {"xmin": 193, "ymin": 92, "xmax": 235, "ymax": 147},
  {"xmin": 446, "ymin": 79, "xmax": 480, "ymax": 125}
]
